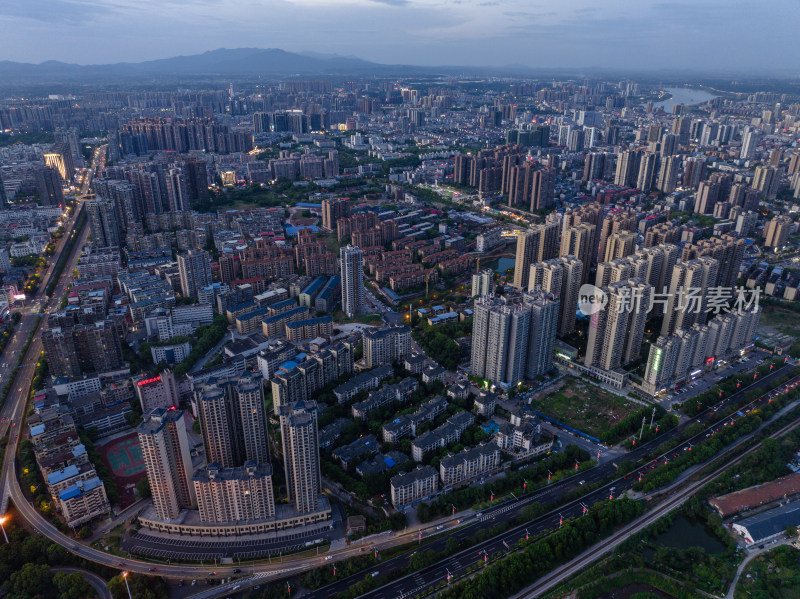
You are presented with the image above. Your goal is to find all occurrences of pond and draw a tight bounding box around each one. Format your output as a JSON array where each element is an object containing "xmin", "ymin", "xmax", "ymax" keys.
[
  {"xmin": 494, "ymin": 257, "xmax": 515, "ymax": 273},
  {"xmin": 652, "ymin": 515, "xmax": 727, "ymax": 554},
  {"xmin": 656, "ymin": 87, "xmax": 718, "ymax": 112}
]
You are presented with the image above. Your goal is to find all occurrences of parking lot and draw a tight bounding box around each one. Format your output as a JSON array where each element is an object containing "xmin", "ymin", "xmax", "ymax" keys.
[
  {"xmin": 122, "ymin": 515, "xmax": 345, "ymax": 561},
  {"xmin": 659, "ymin": 350, "xmax": 770, "ymax": 411}
]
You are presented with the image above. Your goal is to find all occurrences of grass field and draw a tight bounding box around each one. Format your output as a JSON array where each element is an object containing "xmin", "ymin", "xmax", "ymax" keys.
[
  {"xmin": 528, "ymin": 377, "xmax": 639, "ymax": 439},
  {"xmin": 759, "ymin": 305, "xmax": 800, "ymax": 336}
]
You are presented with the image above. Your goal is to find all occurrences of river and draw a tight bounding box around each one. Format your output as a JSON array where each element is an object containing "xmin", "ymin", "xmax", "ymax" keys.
[{"xmin": 656, "ymin": 87, "xmax": 718, "ymax": 112}]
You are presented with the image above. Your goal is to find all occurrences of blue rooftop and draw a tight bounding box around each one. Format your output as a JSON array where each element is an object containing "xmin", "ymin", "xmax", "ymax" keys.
[
  {"xmin": 301, "ymin": 276, "xmax": 327, "ymax": 296},
  {"xmin": 296, "ymin": 202, "xmax": 323, "ymax": 208},
  {"xmin": 284, "ymin": 225, "xmax": 319, "ymax": 236},
  {"xmin": 58, "ymin": 477, "xmax": 103, "ymax": 501},
  {"xmin": 47, "ymin": 464, "xmax": 79, "ymax": 485},
  {"xmin": 30, "ymin": 424, "xmax": 46, "ymax": 436}
]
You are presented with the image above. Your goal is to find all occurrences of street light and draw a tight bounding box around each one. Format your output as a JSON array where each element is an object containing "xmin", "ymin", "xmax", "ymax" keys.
[
  {"xmin": 0, "ymin": 515, "xmax": 8, "ymax": 544},
  {"xmin": 121, "ymin": 571, "xmax": 133, "ymax": 599}
]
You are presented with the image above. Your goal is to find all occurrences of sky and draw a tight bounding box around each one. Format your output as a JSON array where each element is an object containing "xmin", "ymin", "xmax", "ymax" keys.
[{"xmin": 2, "ymin": 0, "xmax": 799, "ymax": 72}]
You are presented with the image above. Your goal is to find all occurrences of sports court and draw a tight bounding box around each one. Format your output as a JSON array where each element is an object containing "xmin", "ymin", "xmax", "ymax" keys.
[{"xmin": 105, "ymin": 435, "xmax": 146, "ymax": 478}]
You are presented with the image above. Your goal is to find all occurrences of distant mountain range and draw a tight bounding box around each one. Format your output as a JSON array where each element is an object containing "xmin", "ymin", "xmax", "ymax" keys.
[
  {"xmin": 0, "ymin": 48, "xmax": 447, "ymax": 85},
  {"xmin": 0, "ymin": 48, "xmax": 787, "ymax": 89}
]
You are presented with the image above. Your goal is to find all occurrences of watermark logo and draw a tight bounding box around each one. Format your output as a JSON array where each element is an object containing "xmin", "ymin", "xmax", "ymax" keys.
[{"xmin": 578, "ymin": 284, "xmax": 607, "ymax": 316}]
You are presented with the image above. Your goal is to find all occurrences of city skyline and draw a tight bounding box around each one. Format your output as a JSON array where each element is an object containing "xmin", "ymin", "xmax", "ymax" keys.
[{"xmin": 2, "ymin": 0, "xmax": 798, "ymax": 74}]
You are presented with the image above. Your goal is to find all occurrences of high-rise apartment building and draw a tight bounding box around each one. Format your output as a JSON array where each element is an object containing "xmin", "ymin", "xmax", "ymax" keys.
[
  {"xmin": 363, "ymin": 325, "xmax": 412, "ymax": 367},
  {"xmin": 193, "ymin": 461, "xmax": 275, "ymax": 523},
  {"xmin": 740, "ymin": 128, "xmax": 760, "ymax": 160},
  {"xmin": 585, "ymin": 278, "xmax": 653, "ymax": 370},
  {"xmin": 44, "ymin": 142, "xmax": 75, "ymax": 184},
  {"xmin": 322, "ymin": 197, "xmax": 350, "ymax": 231},
  {"xmin": 656, "ymin": 155, "xmax": 680, "ymax": 193},
  {"xmin": 764, "ymin": 215, "xmax": 793, "ymax": 249},
  {"xmin": 178, "ymin": 249, "xmax": 212, "ymax": 299},
  {"xmin": 598, "ymin": 211, "xmax": 638, "ymax": 262},
  {"xmin": 528, "ymin": 255, "xmax": 583, "ymax": 336},
  {"xmin": 472, "ymin": 268, "xmax": 494, "ymax": 298},
  {"xmin": 661, "ymin": 257, "xmax": 719, "ymax": 337},
  {"xmin": 643, "ymin": 307, "xmax": 760, "ymax": 396},
  {"xmin": 603, "ymin": 231, "xmax": 637, "ymax": 263},
  {"xmin": 340, "ymin": 245, "xmax": 364, "ymax": 318},
  {"xmin": 681, "ymin": 234, "xmax": 746, "ymax": 288},
  {"xmin": 138, "ymin": 408, "xmax": 196, "ymax": 521},
  {"xmin": 0, "ymin": 171, "xmax": 7, "ymax": 209},
  {"xmin": 695, "ymin": 180, "xmax": 721, "ymax": 214},
  {"xmin": 470, "ymin": 291, "xmax": 559, "ymax": 386},
  {"xmin": 512, "ymin": 223, "xmax": 559, "ymax": 289},
  {"xmin": 753, "ymin": 165, "xmax": 780, "ymax": 200},
  {"xmin": 614, "ymin": 149, "xmax": 640, "ymax": 187},
  {"xmin": 87, "ymin": 199, "xmax": 121, "ymax": 248},
  {"xmin": 560, "ymin": 223, "xmax": 596, "ymax": 284},
  {"xmin": 279, "ymin": 400, "xmax": 321, "ymax": 514},
  {"xmin": 636, "ymin": 152, "xmax": 658, "ymax": 193},
  {"xmin": 194, "ymin": 370, "xmax": 269, "ymax": 468}
]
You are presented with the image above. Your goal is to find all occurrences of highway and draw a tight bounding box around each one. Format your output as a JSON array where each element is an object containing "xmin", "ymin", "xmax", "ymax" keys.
[
  {"xmin": 513, "ymin": 408, "xmax": 800, "ymax": 599},
  {"xmin": 307, "ymin": 365, "xmax": 798, "ymax": 599},
  {"xmin": 0, "ymin": 146, "xmax": 102, "ymax": 512}
]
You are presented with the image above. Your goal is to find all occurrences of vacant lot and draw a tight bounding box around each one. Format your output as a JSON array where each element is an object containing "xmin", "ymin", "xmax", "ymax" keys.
[
  {"xmin": 528, "ymin": 377, "xmax": 639, "ymax": 439},
  {"xmin": 759, "ymin": 305, "xmax": 800, "ymax": 336}
]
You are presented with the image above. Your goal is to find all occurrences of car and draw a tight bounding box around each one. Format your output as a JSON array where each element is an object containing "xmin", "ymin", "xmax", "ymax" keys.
[
  {"xmin": 17, "ymin": 388, "xmax": 21, "ymax": 392},
  {"xmin": 191, "ymin": 580, "xmax": 197, "ymax": 587},
  {"xmin": 371, "ymin": 571, "xmax": 380, "ymax": 577},
  {"xmin": 254, "ymin": 586, "xmax": 261, "ymax": 590},
  {"xmin": 437, "ymin": 525, "xmax": 444, "ymax": 530},
  {"xmin": 578, "ymin": 480, "xmax": 585, "ymax": 485},
  {"xmin": 118, "ymin": 562, "xmax": 125, "ymax": 567},
  {"xmin": 178, "ymin": 580, "xmax": 184, "ymax": 587},
  {"xmin": 233, "ymin": 569, "xmax": 240, "ymax": 573},
  {"xmin": 758, "ymin": 545, "xmax": 765, "ymax": 549},
  {"xmin": 149, "ymin": 567, "xmax": 157, "ymax": 572},
  {"xmin": 325, "ymin": 556, "xmax": 332, "ymax": 561},
  {"xmin": 209, "ymin": 572, "xmax": 216, "ymax": 576}
]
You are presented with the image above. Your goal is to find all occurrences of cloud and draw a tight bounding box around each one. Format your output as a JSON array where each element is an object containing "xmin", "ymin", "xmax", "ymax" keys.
[
  {"xmin": 369, "ymin": 0, "xmax": 409, "ymax": 5},
  {"xmin": 1, "ymin": 0, "xmax": 116, "ymax": 24}
]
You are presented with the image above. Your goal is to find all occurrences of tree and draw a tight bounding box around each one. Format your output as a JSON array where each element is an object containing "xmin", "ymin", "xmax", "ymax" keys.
[
  {"xmin": 787, "ymin": 525, "xmax": 798, "ymax": 537},
  {"xmin": 3, "ymin": 562, "xmax": 53, "ymax": 599},
  {"xmin": 136, "ymin": 477, "xmax": 151, "ymax": 498},
  {"xmin": 53, "ymin": 572, "xmax": 92, "ymax": 599}
]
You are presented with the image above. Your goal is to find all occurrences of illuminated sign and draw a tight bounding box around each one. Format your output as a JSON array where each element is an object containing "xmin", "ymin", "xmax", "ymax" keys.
[
  {"xmin": 137, "ymin": 376, "xmax": 162, "ymax": 387},
  {"xmin": 652, "ymin": 347, "xmax": 662, "ymax": 372}
]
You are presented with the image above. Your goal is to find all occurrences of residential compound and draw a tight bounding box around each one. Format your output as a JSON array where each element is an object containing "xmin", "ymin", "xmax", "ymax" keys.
[{"xmin": 137, "ymin": 370, "xmax": 331, "ymax": 536}]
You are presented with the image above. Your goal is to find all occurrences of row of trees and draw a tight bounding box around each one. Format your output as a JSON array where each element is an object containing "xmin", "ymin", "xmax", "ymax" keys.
[
  {"xmin": 431, "ymin": 498, "xmax": 644, "ymax": 599},
  {"xmin": 171, "ymin": 314, "xmax": 228, "ymax": 376},
  {"xmin": 417, "ymin": 444, "xmax": 591, "ymax": 522},
  {"xmin": 634, "ymin": 368, "xmax": 800, "ymax": 493},
  {"xmin": 677, "ymin": 358, "xmax": 788, "ymax": 417},
  {"xmin": 600, "ymin": 404, "xmax": 669, "ymax": 445}
]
